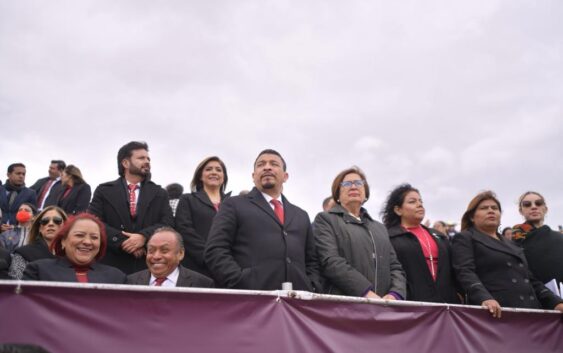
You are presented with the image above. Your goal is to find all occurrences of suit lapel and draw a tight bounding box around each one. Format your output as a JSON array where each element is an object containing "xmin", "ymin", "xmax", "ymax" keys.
[
  {"xmin": 281, "ymin": 195, "xmax": 296, "ymax": 227},
  {"xmin": 106, "ymin": 178, "xmax": 133, "ymax": 229},
  {"xmin": 193, "ymin": 191, "xmax": 215, "ymax": 210},
  {"xmin": 177, "ymin": 266, "xmax": 193, "ymax": 287},
  {"xmin": 471, "ymin": 229, "xmax": 524, "ymax": 260},
  {"xmin": 248, "ymin": 188, "xmax": 282, "ymax": 226},
  {"xmin": 136, "ymin": 182, "xmax": 157, "ymax": 225}
]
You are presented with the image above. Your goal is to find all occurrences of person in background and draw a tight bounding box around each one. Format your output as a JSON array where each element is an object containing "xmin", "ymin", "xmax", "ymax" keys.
[
  {"xmin": 322, "ymin": 196, "xmax": 336, "ymax": 212},
  {"xmin": 432, "ymin": 221, "xmax": 449, "ymax": 236},
  {"xmin": 0, "ymin": 202, "xmax": 37, "ymax": 252},
  {"xmin": 313, "ymin": 167, "xmax": 406, "ymax": 299},
  {"xmin": 0, "ymin": 163, "xmax": 37, "ymax": 232},
  {"xmin": 205, "ymin": 149, "xmax": 321, "ymax": 291},
  {"xmin": 48, "ymin": 165, "xmax": 91, "ymax": 215},
  {"xmin": 30, "ymin": 160, "xmax": 66, "ymax": 210},
  {"xmin": 0, "ymin": 247, "xmax": 10, "ymax": 279},
  {"xmin": 451, "ymin": 191, "xmax": 563, "ymax": 318},
  {"xmin": 23, "ymin": 213, "xmax": 126, "ymax": 284},
  {"xmin": 382, "ymin": 184, "xmax": 460, "ymax": 303},
  {"xmin": 512, "ymin": 191, "xmax": 563, "ymax": 284},
  {"xmin": 127, "ymin": 227, "xmax": 214, "ymax": 288},
  {"xmin": 175, "ymin": 156, "xmax": 230, "ymax": 276},
  {"xmin": 8, "ymin": 206, "xmax": 67, "ymax": 279},
  {"xmin": 165, "ymin": 183, "xmax": 184, "ymax": 217},
  {"xmin": 88, "ymin": 141, "xmax": 173, "ymax": 274},
  {"xmin": 501, "ymin": 227, "xmax": 513, "ymax": 241}
]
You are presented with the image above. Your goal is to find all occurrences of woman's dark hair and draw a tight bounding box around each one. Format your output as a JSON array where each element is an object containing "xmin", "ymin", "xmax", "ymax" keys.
[
  {"xmin": 331, "ymin": 166, "xmax": 370, "ymax": 205},
  {"xmin": 190, "ymin": 156, "xmax": 228, "ymax": 193},
  {"xmin": 28, "ymin": 206, "xmax": 68, "ymax": 245},
  {"xmin": 461, "ymin": 191, "xmax": 502, "ymax": 231},
  {"xmin": 64, "ymin": 165, "xmax": 85, "ymax": 185},
  {"xmin": 20, "ymin": 202, "xmax": 38, "ymax": 216},
  {"xmin": 501, "ymin": 227, "xmax": 512, "ymax": 236},
  {"xmin": 50, "ymin": 213, "xmax": 107, "ymax": 262},
  {"xmin": 381, "ymin": 183, "xmax": 419, "ymax": 228},
  {"xmin": 117, "ymin": 141, "xmax": 148, "ymax": 177}
]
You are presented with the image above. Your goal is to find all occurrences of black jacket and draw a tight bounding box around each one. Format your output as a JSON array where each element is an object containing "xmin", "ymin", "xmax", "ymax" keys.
[
  {"xmin": 174, "ymin": 191, "xmax": 230, "ymax": 276},
  {"xmin": 127, "ymin": 265, "xmax": 215, "ymax": 288},
  {"xmin": 23, "ymin": 257, "xmax": 126, "ymax": 284},
  {"xmin": 88, "ymin": 177, "xmax": 174, "ymax": 274},
  {"xmin": 388, "ymin": 225, "xmax": 460, "ymax": 303},
  {"xmin": 205, "ymin": 187, "xmax": 321, "ymax": 291},
  {"xmin": 451, "ymin": 228, "xmax": 562, "ymax": 309},
  {"xmin": 0, "ymin": 248, "xmax": 10, "ymax": 279},
  {"xmin": 48, "ymin": 183, "xmax": 92, "ymax": 215}
]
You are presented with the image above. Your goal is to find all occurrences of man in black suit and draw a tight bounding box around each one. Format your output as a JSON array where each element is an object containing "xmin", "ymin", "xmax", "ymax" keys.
[
  {"xmin": 127, "ymin": 227, "xmax": 214, "ymax": 288},
  {"xmin": 0, "ymin": 163, "xmax": 37, "ymax": 232},
  {"xmin": 205, "ymin": 149, "xmax": 321, "ymax": 291},
  {"xmin": 88, "ymin": 141, "xmax": 173, "ymax": 274},
  {"xmin": 30, "ymin": 160, "xmax": 66, "ymax": 210}
]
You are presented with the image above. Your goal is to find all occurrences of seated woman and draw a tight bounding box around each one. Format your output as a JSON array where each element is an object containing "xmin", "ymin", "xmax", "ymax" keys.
[
  {"xmin": 8, "ymin": 206, "xmax": 68, "ymax": 279},
  {"xmin": 382, "ymin": 184, "xmax": 460, "ymax": 303},
  {"xmin": 313, "ymin": 166, "xmax": 406, "ymax": 299},
  {"xmin": 451, "ymin": 191, "xmax": 563, "ymax": 318},
  {"xmin": 55, "ymin": 164, "xmax": 92, "ymax": 215},
  {"xmin": 0, "ymin": 202, "xmax": 37, "ymax": 252},
  {"xmin": 512, "ymin": 191, "xmax": 563, "ymax": 284},
  {"xmin": 23, "ymin": 213, "xmax": 126, "ymax": 284}
]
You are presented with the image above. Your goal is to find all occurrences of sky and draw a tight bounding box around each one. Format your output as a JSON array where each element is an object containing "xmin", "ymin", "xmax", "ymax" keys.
[{"xmin": 1, "ymin": 0, "xmax": 562, "ymax": 230}]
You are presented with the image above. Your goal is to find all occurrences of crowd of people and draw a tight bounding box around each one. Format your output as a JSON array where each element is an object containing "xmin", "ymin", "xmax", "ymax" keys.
[{"xmin": 1, "ymin": 141, "xmax": 563, "ymax": 319}]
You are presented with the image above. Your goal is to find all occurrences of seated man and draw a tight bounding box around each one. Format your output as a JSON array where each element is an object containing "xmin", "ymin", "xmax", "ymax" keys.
[{"xmin": 127, "ymin": 227, "xmax": 214, "ymax": 288}]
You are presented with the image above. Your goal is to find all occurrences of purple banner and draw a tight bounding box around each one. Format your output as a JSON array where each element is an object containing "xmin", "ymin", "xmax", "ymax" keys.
[{"xmin": 1, "ymin": 282, "xmax": 562, "ymax": 353}]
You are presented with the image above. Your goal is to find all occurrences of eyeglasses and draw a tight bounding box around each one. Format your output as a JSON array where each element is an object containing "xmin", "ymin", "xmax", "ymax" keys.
[
  {"xmin": 340, "ymin": 180, "xmax": 365, "ymax": 188},
  {"xmin": 521, "ymin": 200, "xmax": 545, "ymax": 208},
  {"xmin": 39, "ymin": 216, "xmax": 64, "ymax": 226}
]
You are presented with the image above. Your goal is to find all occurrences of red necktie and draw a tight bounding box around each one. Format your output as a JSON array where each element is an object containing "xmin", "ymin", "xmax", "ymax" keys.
[
  {"xmin": 270, "ymin": 199, "xmax": 284, "ymax": 224},
  {"xmin": 128, "ymin": 184, "xmax": 138, "ymax": 218},
  {"xmin": 154, "ymin": 277, "xmax": 166, "ymax": 286},
  {"xmin": 37, "ymin": 179, "xmax": 54, "ymax": 207}
]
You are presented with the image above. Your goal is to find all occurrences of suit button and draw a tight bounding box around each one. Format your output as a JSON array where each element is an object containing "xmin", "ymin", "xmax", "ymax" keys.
[
  {"xmin": 286, "ymin": 257, "xmax": 291, "ymax": 264},
  {"xmin": 283, "ymin": 231, "xmax": 288, "ymax": 236},
  {"xmin": 518, "ymin": 263, "xmax": 524, "ymax": 267},
  {"xmin": 519, "ymin": 295, "xmax": 524, "ymax": 300},
  {"xmin": 506, "ymin": 261, "xmax": 512, "ymax": 267},
  {"xmin": 112, "ymin": 236, "xmax": 118, "ymax": 242},
  {"xmin": 511, "ymin": 278, "xmax": 517, "ymax": 283},
  {"xmin": 524, "ymin": 279, "xmax": 529, "ymax": 283},
  {"xmin": 529, "ymin": 296, "xmax": 535, "ymax": 300}
]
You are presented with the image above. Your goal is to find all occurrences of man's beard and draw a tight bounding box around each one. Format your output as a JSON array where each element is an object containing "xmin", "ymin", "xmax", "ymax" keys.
[{"xmin": 129, "ymin": 164, "xmax": 150, "ymax": 179}]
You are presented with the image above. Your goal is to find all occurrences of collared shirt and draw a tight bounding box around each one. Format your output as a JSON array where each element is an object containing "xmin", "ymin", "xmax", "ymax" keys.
[
  {"xmin": 260, "ymin": 192, "xmax": 284, "ymax": 212},
  {"xmin": 39, "ymin": 177, "xmax": 61, "ymax": 210},
  {"xmin": 126, "ymin": 182, "xmax": 141, "ymax": 205},
  {"xmin": 150, "ymin": 266, "xmax": 180, "ymax": 287}
]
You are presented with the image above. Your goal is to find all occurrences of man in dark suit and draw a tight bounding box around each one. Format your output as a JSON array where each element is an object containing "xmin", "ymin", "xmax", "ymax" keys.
[
  {"xmin": 205, "ymin": 149, "xmax": 321, "ymax": 291},
  {"xmin": 88, "ymin": 141, "xmax": 173, "ymax": 274},
  {"xmin": 127, "ymin": 227, "xmax": 214, "ymax": 288},
  {"xmin": 0, "ymin": 163, "xmax": 37, "ymax": 232},
  {"xmin": 30, "ymin": 160, "xmax": 66, "ymax": 210}
]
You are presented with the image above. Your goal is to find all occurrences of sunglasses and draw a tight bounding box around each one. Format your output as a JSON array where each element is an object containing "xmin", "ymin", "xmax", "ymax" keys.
[
  {"xmin": 521, "ymin": 200, "xmax": 545, "ymax": 208},
  {"xmin": 340, "ymin": 180, "xmax": 365, "ymax": 188},
  {"xmin": 39, "ymin": 216, "xmax": 64, "ymax": 226}
]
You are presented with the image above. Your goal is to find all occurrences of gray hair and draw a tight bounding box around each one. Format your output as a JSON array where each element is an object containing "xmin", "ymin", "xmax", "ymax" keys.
[{"xmin": 149, "ymin": 226, "xmax": 184, "ymax": 252}]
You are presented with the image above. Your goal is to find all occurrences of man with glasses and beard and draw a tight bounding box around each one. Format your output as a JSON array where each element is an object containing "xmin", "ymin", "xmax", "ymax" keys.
[
  {"xmin": 88, "ymin": 141, "xmax": 173, "ymax": 274},
  {"xmin": 205, "ymin": 149, "xmax": 321, "ymax": 291}
]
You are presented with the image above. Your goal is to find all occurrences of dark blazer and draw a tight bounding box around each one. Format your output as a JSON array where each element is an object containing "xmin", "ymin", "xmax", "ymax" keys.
[
  {"xmin": 0, "ymin": 248, "xmax": 10, "ymax": 279},
  {"xmin": 23, "ymin": 257, "xmax": 127, "ymax": 284},
  {"xmin": 388, "ymin": 225, "xmax": 460, "ymax": 303},
  {"xmin": 451, "ymin": 227, "xmax": 563, "ymax": 309},
  {"xmin": 30, "ymin": 177, "xmax": 50, "ymax": 194},
  {"xmin": 174, "ymin": 191, "xmax": 230, "ymax": 276},
  {"xmin": 205, "ymin": 187, "xmax": 321, "ymax": 291},
  {"xmin": 88, "ymin": 177, "xmax": 174, "ymax": 274},
  {"xmin": 13, "ymin": 238, "xmax": 54, "ymax": 262},
  {"xmin": 0, "ymin": 186, "xmax": 37, "ymax": 225},
  {"xmin": 127, "ymin": 265, "xmax": 215, "ymax": 288},
  {"xmin": 49, "ymin": 183, "xmax": 92, "ymax": 215}
]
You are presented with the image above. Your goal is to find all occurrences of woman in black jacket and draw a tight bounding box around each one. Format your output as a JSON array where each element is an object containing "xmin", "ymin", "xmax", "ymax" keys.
[
  {"xmin": 382, "ymin": 184, "xmax": 460, "ymax": 303},
  {"xmin": 452, "ymin": 191, "xmax": 563, "ymax": 318},
  {"xmin": 175, "ymin": 156, "xmax": 230, "ymax": 276},
  {"xmin": 512, "ymin": 191, "xmax": 563, "ymax": 284},
  {"xmin": 56, "ymin": 165, "xmax": 91, "ymax": 215}
]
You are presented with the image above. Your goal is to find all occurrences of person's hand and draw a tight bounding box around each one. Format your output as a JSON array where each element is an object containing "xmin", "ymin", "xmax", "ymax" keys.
[
  {"xmin": 121, "ymin": 232, "xmax": 146, "ymax": 253},
  {"xmin": 132, "ymin": 248, "xmax": 146, "ymax": 258},
  {"xmin": 365, "ymin": 291, "xmax": 381, "ymax": 299},
  {"xmin": 553, "ymin": 303, "xmax": 563, "ymax": 313},
  {"xmin": 382, "ymin": 294, "xmax": 397, "ymax": 301},
  {"xmin": 482, "ymin": 299, "xmax": 502, "ymax": 318},
  {"xmin": 1, "ymin": 224, "xmax": 14, "ymax": 232}
]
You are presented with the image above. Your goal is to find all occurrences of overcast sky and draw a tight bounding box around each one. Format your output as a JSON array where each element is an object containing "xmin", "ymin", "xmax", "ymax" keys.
[{"xmin": 1, "ymin": 1, "xmax": 562, "ymax": 230}]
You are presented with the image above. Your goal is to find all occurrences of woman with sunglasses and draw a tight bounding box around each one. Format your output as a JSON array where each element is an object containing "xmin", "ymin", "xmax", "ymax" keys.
[
  {"xmin": 512, "ymin": 191, "xmax": 563, "ymax": 284},
  {"xmin": 381, "ymin": 184, "xmax": 460, "ymax": 303},
  {"xmin": 8, "ymin": 206, "xmax": 67, "ymax": 279},
  {"xmin": 451, "ymin": 191, "xmax": 563, "ymax": 318},
  {"xmin": 23, "ymin": 213, "xmax": 126, "ymax": 284},
  {"xmin": 313, "ymin": 167, "xmax": 406, "ymax": 299}
]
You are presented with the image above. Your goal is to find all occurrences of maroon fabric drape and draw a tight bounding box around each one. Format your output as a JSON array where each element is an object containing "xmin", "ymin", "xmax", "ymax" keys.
[{"xmin": 1, "ymin": 283, "xmax": 561, "ymax": 353}]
